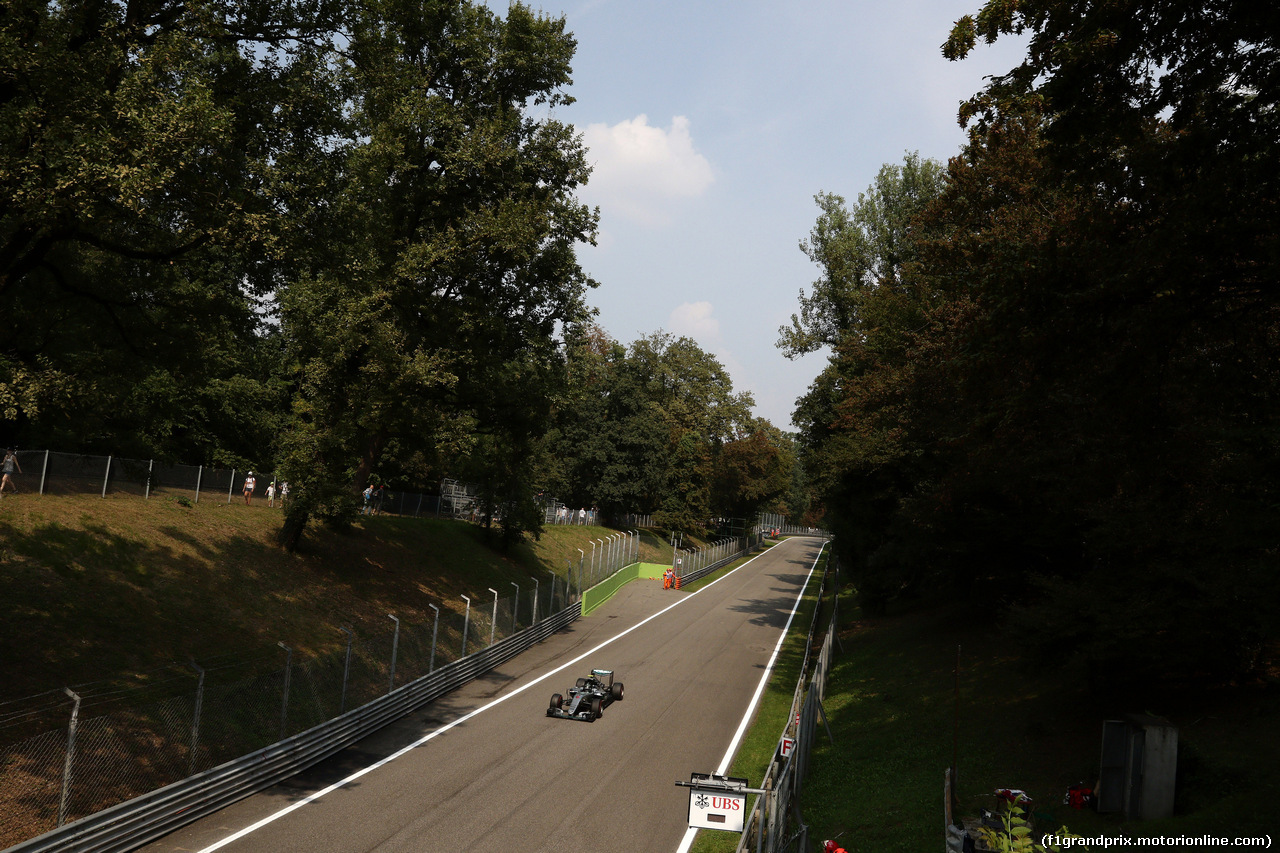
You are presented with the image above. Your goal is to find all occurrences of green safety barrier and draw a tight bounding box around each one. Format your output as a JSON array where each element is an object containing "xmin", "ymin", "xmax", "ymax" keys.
[{"xmin": 581, "ymin": 563, "xmax": 669, "ymax": 615}]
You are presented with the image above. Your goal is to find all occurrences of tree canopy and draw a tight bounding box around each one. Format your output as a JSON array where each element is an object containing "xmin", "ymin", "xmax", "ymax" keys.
[
  {"xmin": 788, "ymin": 0, "xmax": 1279, "ymax": 687},
  {"xmin": 0, "ymin": 0, "xmax": 803, "ymax": 551}
]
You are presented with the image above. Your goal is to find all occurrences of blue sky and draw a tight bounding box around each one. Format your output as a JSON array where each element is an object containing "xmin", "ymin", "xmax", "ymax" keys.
[{"xmin": 502, "ymin": 0, "xmax": 1029, "ymax": 428}]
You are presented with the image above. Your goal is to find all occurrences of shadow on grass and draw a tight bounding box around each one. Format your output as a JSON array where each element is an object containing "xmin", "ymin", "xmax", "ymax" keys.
[{"xmin": 800, "ymin": 600, "xmax": 1280, "ymax": 849}]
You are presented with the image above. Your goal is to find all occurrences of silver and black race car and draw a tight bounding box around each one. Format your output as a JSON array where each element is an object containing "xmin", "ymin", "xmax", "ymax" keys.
[{"xmin": 547, "ymin": 668, "xmax": 625, "ymax": 721}]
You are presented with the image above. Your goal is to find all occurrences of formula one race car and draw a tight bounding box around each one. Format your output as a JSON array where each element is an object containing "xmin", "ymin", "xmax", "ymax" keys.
[{"xmin": 547, "ymin": 668, "xmax": 625, "ymax": 721}]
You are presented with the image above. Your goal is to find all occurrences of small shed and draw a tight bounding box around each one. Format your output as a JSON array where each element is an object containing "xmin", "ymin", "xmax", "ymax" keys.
[{"xmin": 1098, "ymin": 714, "xmax": 1178, "ymax": 820}]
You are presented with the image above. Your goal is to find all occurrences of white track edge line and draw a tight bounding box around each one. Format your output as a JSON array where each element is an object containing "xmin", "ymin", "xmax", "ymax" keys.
[
  {"xmin": 195, "ymin": 542, "xmax": 791, "ymax": 852},
  {"xmin": 674, "ymin": 540, "xmax": 827, "ymax": 853}
]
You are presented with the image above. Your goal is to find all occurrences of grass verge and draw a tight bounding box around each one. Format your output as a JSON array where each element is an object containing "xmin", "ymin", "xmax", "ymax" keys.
[
  {"xmin": 798, "ymin": 589, "xmax": 1280, "ymax": 851},
  {"xmin": 689, "ymin": 542, "xmax": 830, "ymax": 853}
]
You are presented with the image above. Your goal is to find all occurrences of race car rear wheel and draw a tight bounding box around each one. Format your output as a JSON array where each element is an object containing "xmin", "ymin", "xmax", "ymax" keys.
[
  {"xmin": 549, "ymin": 693, "xmax": 563, "ymax": 711},
  {"xmin": 611, "ymin": 682, "xmax": 624, "ymax": 701}
]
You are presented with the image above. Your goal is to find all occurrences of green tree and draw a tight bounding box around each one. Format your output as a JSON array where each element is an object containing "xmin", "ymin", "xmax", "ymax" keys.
[
  {"xmin": 275, "ymin": 0, "xmax": 597, "ymax": 549},
  {"xmin": 782, "ymin": 154, "xmax": 948, "ymax": 610},
  {"xmin": 1, "ymin": 0, "xmax": 344, "ymax": 459},
  {"xmin": 778, "ymin": 153, "xmax": 946, "ymax": 358},
  {"xmin": 711, "ymin": 419, "xmax": 795, "ymax": 526},
  {"xmin": 803, "ymin": 0, "xmax": 1280, "ymax": 682}
]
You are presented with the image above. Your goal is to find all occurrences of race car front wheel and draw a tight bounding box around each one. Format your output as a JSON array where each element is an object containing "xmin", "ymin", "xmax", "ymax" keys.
[{"xmin": 549, "ymin": 693, "xmax": 563, "ymax": 711}]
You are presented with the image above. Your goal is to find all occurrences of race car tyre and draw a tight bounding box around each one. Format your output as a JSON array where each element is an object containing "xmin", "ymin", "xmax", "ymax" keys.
[
  {"xmin": 589, "ymin": 696, "xmax": 603, "ymax": 720},
  {"xmin": 611, "ymin": 682, "xmax": 624, "ymax": 701},
  {"xmin": 549, "ymin": 693, "xmax": 563, "ymax": 711}
]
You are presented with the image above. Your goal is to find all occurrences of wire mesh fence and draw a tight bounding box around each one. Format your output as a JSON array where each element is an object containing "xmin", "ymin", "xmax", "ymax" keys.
[
  {"xmin": 1, "ymin": 450, "xmax": 498, "ymax": 520},
  {"xmin": 0, "ymin": 578, "xmax": 575, "ymax": 850}
]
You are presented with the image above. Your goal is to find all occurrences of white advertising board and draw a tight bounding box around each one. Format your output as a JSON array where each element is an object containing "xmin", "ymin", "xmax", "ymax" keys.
[{"xmin": 686, "ymin": 774, "xmax": 748, "ymax": 832}]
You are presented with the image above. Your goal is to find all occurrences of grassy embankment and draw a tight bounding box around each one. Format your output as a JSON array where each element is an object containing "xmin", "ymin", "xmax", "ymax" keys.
[
  {"xmin": 0, "ymin": 493, "xmax": 672, "ymax": 702},
  {"xmin": 795, "ymin": 592, "xmax": 1279, "ymax": 851}
]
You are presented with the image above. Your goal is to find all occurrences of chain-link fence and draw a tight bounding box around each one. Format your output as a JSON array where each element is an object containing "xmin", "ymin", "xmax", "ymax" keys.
[
  {"xmin": 0, "ymin": 578, "xmax": 574, "ymax": 850},
  {"xmin": 0, "ymin": 450, "xmax": 497, "ymax": 520},
  {"xmin": 756, "ymin": 512, "xmax": 827, "ymax": 538}
]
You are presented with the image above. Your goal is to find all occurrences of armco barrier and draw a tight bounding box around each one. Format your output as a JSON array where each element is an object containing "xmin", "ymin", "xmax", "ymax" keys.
[
  {"xmin": 7, "ymin": 603, "xmax": 582, "ymax": 853},
  {"xmin": 676, "ymin": 534, "xmax": 763, "ymax": 588}
]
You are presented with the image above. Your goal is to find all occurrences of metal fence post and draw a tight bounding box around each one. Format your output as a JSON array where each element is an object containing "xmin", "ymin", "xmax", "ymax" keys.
[
  {"xmin": 188, "ymin": 661, "xmax": 205, "ymax": 777},
  {"xmin": 277, "ymin": 642, "xmax": 292, "ymax": 741},
  {"xmin": 510, "ymin": 582, "xmax": 519, "ymax": 633},
  {"xmin": 101, "ymin": 455, "xmax": 111, "ymax": 499},
  {"xmin": 487, "ymin": 588, "xmax": 498, "ymax": 646},
  {"xmin": 227, "ymin": 468, "xmax": 235, "ymax": 504},
  {"xmin": 339, "ymin": 626, "xmax": 354, "ymax": 713},
  {"xmin": 145, "ymin": 459, "xmax": 154, "ymax": 499},
  {"xmin": 39, "ymin": 449, "xmax": 49, "ymax": 495},
  {"xmin": 195, "ymin": 465, "xmax": 202, "ymax": 503},
  {"xmin": 387, "ymin": 614, "xmax": 400, "ymax": 693},
  {"xmin": 460, "ymin": 595, "xmax": 471, "ymax": 657},
  {"xmin": 531, "ymin": 577, "xmax": 539, "ymax": 625},
  {"xmin": 58, "ymin": 688, "xmax": 81, "ymax": 827},
  {"xmin": 428, "ymin": 605, "xmax": 440, "ymax": 673}
]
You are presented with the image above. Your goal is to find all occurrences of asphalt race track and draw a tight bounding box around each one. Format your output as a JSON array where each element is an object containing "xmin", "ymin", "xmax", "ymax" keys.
[{"xmin": 138, "ymin": 537, "xmax": 826, "ymax": 853}]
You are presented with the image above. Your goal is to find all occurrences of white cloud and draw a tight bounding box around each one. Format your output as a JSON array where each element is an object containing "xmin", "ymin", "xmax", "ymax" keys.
[
  {"xmin": 669, "ymin": 300, "xmax": 720, "ymax": 342},
  {"xmin": 582, "ymin": 115, "xmax": 714, "ymax": 226}
]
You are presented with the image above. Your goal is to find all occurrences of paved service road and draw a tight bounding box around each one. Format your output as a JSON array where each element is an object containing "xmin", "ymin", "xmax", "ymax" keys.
[{"xmin": 140, "ymin": 537, "xmax": 825, "ymax": 853}]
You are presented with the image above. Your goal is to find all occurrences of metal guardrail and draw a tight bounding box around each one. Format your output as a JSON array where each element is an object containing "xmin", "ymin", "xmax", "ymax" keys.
[
  {"xmin": 6, "ymin": 604, "xmax": 582, "ymax": 853},
  {"xmin": 734, "ymin": 545, "xmax": 836, "ymax": 853},
  {"xmin": 676, "ymin": 534, "xmax": 763, "ymax": 588}
]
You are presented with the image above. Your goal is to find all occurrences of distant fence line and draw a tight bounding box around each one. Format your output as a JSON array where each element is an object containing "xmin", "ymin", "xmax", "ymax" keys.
[{"xmin": 0, "ymin": 450, "xmax": 604, "ymax": 527}]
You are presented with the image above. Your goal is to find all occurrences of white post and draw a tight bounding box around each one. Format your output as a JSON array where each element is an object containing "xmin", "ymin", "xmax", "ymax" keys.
[
  {"xmin": 101, "ymin": 455, "xmax": 111, "ymax": 499},
  {"xmin": 57, "ymin": 689, "xmax": 81, "ymax": 827},
  {"xmin": 460, "ymin": 595, "xmax": 471, "ymax": 657},
  {"xmin": 488, "ymin": 588, "xmax": 498, "ymax": 646},
  {"xmin": 428, "ymin": 604, "xmax": 440, "ymax": 672},
  {"xmin": 387, "ymin": 615, "xmax": 400, "ymax": 693}
]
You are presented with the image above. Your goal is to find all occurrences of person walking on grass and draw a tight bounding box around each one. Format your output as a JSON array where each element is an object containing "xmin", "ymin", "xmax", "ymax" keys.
[
  {"xmin": 243, "ymin": 471, "xmax": 256, "ymax": 505},
  {"xmin": 1, "ymin": 449, "xmax": 20, "ymax": 496}
]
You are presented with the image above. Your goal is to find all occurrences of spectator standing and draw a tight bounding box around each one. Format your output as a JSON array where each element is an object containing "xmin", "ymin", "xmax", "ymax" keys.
[
  {"xmin": 266, "ymin": 482, "xmax": 276, "ymax": 507},
  {"xmin": 279, "ymin": 482, "xmax": 289, "ymax": 507},
  {"xmin": 243, "ymin": 472, "xmax": 256, "ymax": 505},
  {"xmin": 1, "ymin": 449, "xmax": 20, "ymax": 496},
  {"xmin": 362, "ymin": 484, "xmax": 374, "ymax": 515}
]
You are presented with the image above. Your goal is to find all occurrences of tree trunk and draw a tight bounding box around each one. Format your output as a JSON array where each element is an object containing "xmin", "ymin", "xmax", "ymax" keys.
[{"xmin": 278, "ymin": 505, "xmax": 309, "ymax": 552}]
